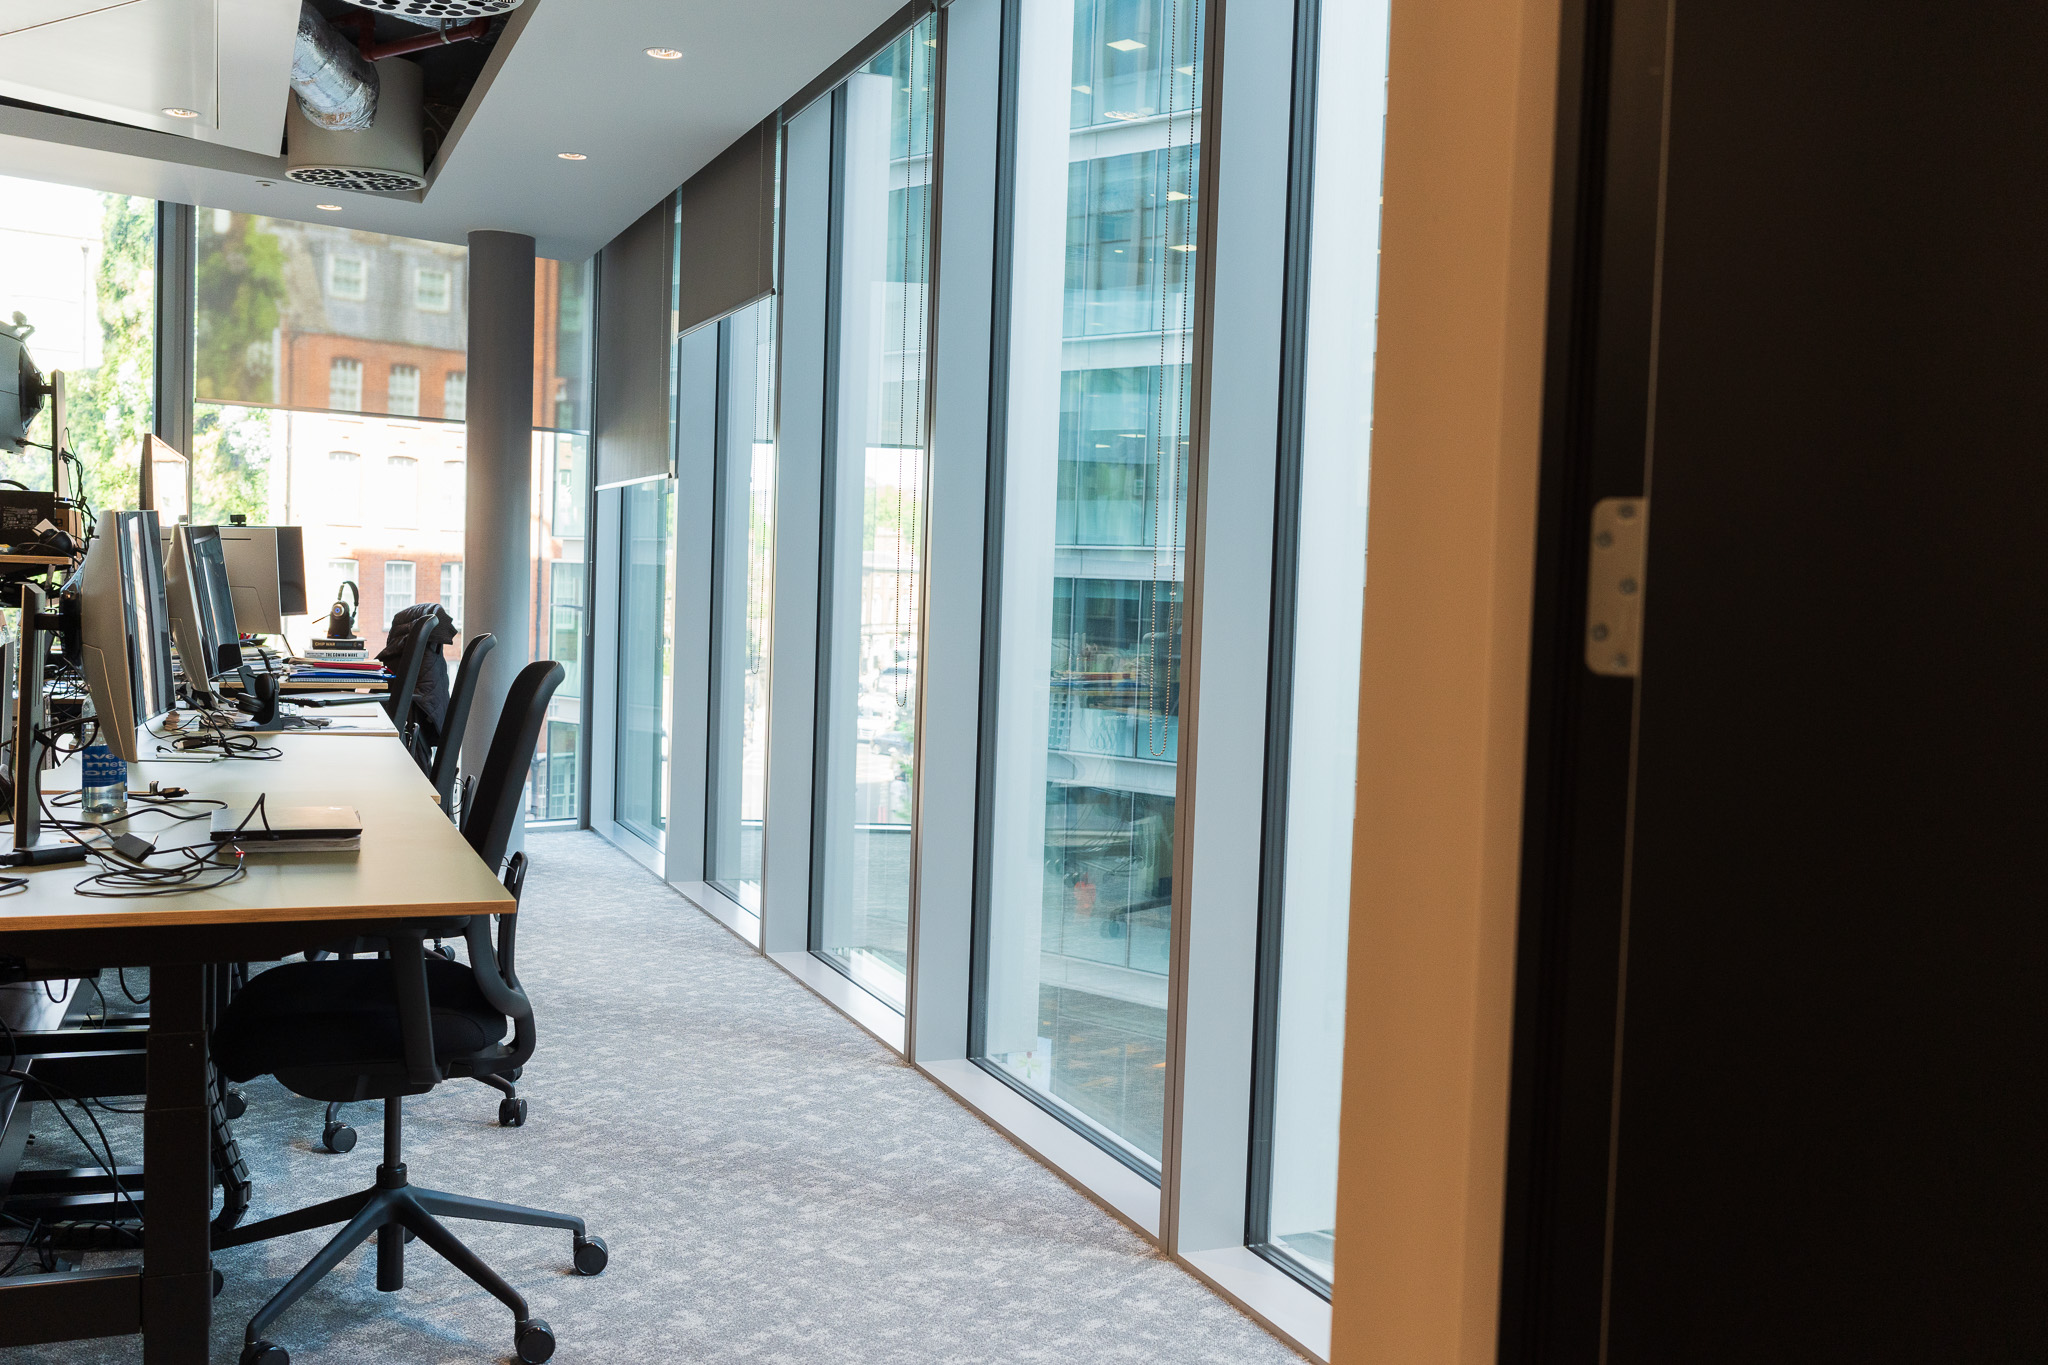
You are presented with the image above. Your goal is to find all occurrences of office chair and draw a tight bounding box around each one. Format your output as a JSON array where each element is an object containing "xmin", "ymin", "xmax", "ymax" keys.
[
  {"xmin": 213, "ymin": 662, "xmax": 601, "ymax": 1365},
  {"xmin": 380, "ymin": 604, "xmax": 450, "ymax": 746},
  {"xmin": 429, "ymin": 630, "xmax": 495, "ymax": 816}
]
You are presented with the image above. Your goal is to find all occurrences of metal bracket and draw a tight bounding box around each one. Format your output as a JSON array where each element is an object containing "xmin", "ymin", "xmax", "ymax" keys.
[{"xmin": 1585, "ymin": 496, "xmax": 1647, "ymax": 677}]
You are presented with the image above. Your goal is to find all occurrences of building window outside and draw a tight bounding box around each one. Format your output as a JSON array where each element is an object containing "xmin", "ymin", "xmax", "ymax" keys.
[
  {"xmin": 438, "ymin": 459, "xmax": 465, "ymax": 530},
  {"xmin": 414, "ymin": 267, "xmax": 451, "ymax": 313},
  {"xmin": 440, "ymin": 561, "xmax": 463, "ymax": 630},
  {"xmin": 328, "ymin": 357, "xmax": 363, "ymax": 412},
  {"xmin": 443, "ymin": 370, "xmax": 466, "ymax": 421},
  {"xmin": 388, "ymin": 363, "xmax": 421, "ymax": 417},
  {"xmin": 810, "ymin": 16, "xmax": 937, "ymax": 1011},
  {"xmin": 974, "ymin": 0, "xmax": 1207, "ymax": 1173},
  {"xmin": 327, "ymin": 254, "xmax": 367, "ymax": 301},
  {"xmin": 324, "ymin": 559, "xmax": 360, "ymax": 617},
  {"xmin": 384, "ymin": 560, "xmax": 416, "ymax": 619},
  {"xmin": 385, "ymin": 454, "xmax": 419, "ymax": 527},
  {"xmin": 326, "ymin": 449, "xmax": 362, "ymax": 524}
]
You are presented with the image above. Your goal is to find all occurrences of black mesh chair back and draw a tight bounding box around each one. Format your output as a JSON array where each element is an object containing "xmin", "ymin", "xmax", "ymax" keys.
[
  {"xmin": 431, "ymin": 631, "xmax": 496, "ymax": 817},
  {"xmin": 381, "ymin": 604, "xmax": 450, "ymax": 728},
  {"xmin": 461, "ymin": 660, "xmax": 565, "ymax": 875}
]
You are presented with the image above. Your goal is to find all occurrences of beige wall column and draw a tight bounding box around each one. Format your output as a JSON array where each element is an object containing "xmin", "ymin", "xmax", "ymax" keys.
[{"xmin": 1328, "ymin": 0, "xmax": 1561, "ymax": 1360}]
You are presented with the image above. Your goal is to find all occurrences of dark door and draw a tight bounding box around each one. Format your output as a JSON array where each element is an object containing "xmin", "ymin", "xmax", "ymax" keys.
[{"xmin": 1504, "ymin": 4, "xmax": 2048, "ymax": 1362}]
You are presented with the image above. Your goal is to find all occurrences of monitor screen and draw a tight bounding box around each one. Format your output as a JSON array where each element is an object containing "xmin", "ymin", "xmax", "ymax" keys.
[
  {"xmin": 116, "ymin": 512, "xmax": 176, "ymax": 723},
  {"xmin": 181, "ymin": 525, "xmax": 243, "ymax": 680}
]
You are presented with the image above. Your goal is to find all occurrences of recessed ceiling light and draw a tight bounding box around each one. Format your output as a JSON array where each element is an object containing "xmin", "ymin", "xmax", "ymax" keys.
[
  {"xmin": 644, "ymin": 47, "xmax": 683, "ymax": 59},
  {"xmin": 316, "ymin": 203, "xmax": 344, "ymax": 212},
  {"xmin": 1107, "ymin": 38, "xmax": 1146, "ymax": 51},
  {"xmin": 162, "ymin": 107, "xmax": 200, "ymax": 118},
  {"xmin": 557, "ymin": 152, "xmax": 588, "ymax": 160}
]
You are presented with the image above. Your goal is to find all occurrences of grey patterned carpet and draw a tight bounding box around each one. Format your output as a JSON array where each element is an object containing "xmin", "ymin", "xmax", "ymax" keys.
[{"xmin": 5, "ymin": 831, "xmax": 1304, "ymax": 1364}]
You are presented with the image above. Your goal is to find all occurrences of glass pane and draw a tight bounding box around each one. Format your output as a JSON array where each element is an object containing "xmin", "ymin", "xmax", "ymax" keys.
[
  {"xmin": 707, "ymin": 297, "xmax": 778, "ymax": 912},
  {"xmin": 529, "ymin": 430, "xmax": 588, "ymax": 823},
  {"xmin": 811, "ymin": 17, "xmax": 937, "ymax": 1010},
  {"xmin": 190, "ymin": 405, "xmax": 463, "ymax": 656},
  {"xmin": 1255, "ymin": 0, "xmax": 1391, "ymax": 1290},
  {"xmin": 615, "ymin": 478, "xmax": 674, "ymax": 846},
  {"xmin": 976, "ymin": 0, "xmax": 1205, "ymax": 1171},
  {"xmin": 0, "ymin": 177, "xmax": 154, "ymax": 507},
  {"xmin": 196, "ymin": 210, "xmax": 466, "ymax": 421}
]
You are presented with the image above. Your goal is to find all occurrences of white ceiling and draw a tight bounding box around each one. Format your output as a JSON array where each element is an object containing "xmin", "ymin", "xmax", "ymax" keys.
[{"xmin": 0, "ymin": 0, "xmax": 904, "ymax": 261}]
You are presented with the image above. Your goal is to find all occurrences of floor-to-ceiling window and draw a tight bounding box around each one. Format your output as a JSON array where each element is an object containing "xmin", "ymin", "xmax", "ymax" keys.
[
  {"xmin": 811, "ymin": 15, "xmax": 938, "ymax": 1011},
  {"xmin": 974, "ymin": 0, "xmax": 1204, "ymax": 1172},
  {"xmin": 708, "ymin": 296, "xmax": 778, "ymax": 910},
  {"xmin": 1246, "ymin": 0, "xmax": 1389, "ymax": 1292},
  {"xmin": 615, "ymin": 478, "xmax": 675, "ymax": 846},
  {"xmin": 529, "ymin": 257, "xmax": 594, "ymax": 824}
]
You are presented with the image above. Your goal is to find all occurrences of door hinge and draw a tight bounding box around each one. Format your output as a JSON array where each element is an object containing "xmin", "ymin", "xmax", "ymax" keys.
[{"xmin": 1585, "ymin": 496, "xmax": 1646, "ymax": 677}]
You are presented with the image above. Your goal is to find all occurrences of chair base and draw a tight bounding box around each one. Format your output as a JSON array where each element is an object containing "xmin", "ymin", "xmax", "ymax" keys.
[{"xmin": 219, "ymin": 1098, "xmax": 604, "ymax": 1364}]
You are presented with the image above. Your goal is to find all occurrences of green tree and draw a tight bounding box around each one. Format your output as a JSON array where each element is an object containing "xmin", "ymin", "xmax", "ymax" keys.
[
  {"xmin": 58, "ymin": 194, "xmax": 154, "ymax": 515},
  {"xmin": 195, "ymin": 212, "xmax": 286, "ymax": 404}
]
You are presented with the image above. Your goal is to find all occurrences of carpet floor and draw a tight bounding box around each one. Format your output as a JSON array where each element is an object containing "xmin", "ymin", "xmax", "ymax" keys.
[{"xmin": 4, "ymin": 830, "xmax": 1307, "ymax": 1364}]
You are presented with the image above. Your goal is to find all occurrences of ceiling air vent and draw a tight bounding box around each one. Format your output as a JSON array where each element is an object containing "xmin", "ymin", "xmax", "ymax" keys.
[
  {"xmin": 335, "ymin": 0, "xmax": 524, "ymax": 17},
  {"xmin": 286, "ymin": 54, "xmax": 427, "ymax": 193}
]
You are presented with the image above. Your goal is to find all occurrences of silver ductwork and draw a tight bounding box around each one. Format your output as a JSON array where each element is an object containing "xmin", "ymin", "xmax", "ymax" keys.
[{"xmin": 291, "ymin": 1, "xmax": 379, "ymax": 133}]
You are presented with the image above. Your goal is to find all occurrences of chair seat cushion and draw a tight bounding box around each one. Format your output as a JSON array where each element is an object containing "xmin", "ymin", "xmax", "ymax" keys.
[{"xmin": 213, "ymin": 958, "xmax": 507, "ymax": 1085}]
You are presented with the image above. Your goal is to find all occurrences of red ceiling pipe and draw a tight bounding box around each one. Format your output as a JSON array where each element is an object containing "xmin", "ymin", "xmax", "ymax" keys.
[{"xmin": 361, "ymin": 17, "xmax": 490, "ymax": 62}]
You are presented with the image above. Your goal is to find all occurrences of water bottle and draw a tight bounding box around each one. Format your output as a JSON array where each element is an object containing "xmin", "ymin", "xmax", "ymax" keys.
[{"xmin": 81, "ymin": 743, "xmax": 128, "ymax": 822}]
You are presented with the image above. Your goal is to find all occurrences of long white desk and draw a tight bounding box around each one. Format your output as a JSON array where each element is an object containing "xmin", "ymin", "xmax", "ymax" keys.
[{"xmin": 0, "ymin": 724, "xmax": 511, "ymax": 1359}]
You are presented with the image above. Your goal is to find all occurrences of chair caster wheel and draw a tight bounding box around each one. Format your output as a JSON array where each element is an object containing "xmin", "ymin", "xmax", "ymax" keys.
[
  {"xmin": 221, "ymin": 1087, "xmax": 248, "ymax": 1120},
  {"xmin": 241, "ymin": 1341, "xmax": 288, "ymax": 1365},
  {"xmin": 515, "ymin": 1317, "xmax": 556, "ymax": 1363},
  {"xmin": 212, "ymin": 1267, "xmax": 224, "ymax": 1297},
  {"xmin": 572, "ymin": 1233, "xmax": 608, "ymax": 1275},
  {"xmin": 435, "ymin": 942, "xmax": 457, "ymax": 961},
  {"xmin": 321, "ymin": 1121, "xmax": 357, "ymax": 1154},
  {"xmin": 499, "ymin": 1097, "xmax": 528, "ymax": 1128}
]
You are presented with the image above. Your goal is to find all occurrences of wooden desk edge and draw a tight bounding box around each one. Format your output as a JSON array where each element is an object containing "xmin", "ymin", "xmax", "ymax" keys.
[{"xmin": 0, "ymin": 895, "xmax": 513, "ymax": 935}]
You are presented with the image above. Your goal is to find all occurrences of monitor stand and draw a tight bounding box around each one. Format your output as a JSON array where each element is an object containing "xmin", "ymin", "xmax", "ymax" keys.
[{"xmin": 6, "ymin": 583, "xmax": 89, "ymax": 867}]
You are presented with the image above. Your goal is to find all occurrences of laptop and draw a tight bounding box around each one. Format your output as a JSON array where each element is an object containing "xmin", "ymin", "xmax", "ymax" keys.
[{"xmin": 210, "ymin": 806, "xmax": 363, "ymax": 844}]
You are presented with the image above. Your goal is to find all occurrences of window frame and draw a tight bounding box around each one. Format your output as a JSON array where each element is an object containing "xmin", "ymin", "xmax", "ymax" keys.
[
  {"xmin": 414, "ymin": 265, "xmax": 452, "ymax": 313},
  {"xmin": 327, "ymin": 253, "xmax": 368, "ymax": 301}
]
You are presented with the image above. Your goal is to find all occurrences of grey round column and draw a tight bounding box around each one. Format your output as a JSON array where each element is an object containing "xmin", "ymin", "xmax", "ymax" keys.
[{"xmin": 462, "ymin": 230, "xmax": 535, "ymax": 805}]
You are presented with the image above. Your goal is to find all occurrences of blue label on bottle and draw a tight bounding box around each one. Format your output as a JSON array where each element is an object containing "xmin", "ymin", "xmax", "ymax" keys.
[{"xmin": 81, "ymin": 744, "xmax": 127, "ymax": 793}]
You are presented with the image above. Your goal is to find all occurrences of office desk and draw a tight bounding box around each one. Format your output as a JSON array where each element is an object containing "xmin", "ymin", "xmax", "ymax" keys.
[{"xmin": 0, "ymin": 731, "xmax": 511, "ymax": 1361}]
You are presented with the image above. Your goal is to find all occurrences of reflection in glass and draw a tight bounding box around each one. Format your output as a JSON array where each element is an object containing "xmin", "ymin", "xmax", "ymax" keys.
[
  {"xmin": 812, "ymin": 18, "xmax": 937, "ymax": 1009},
  {"xmin": 978, "ymin": 0, "xmax": 1204, "ymax": 1170},
  {"xmin": 529, "ymin": 430, "xmax": 588, "ymax": 823},
  {"xmin": 708, "ymin": 298, "xmax": 778, "ymax": 911},
  {"xmin": 615, "ymin": 478, "xmax": 675, "ymax": 846}
]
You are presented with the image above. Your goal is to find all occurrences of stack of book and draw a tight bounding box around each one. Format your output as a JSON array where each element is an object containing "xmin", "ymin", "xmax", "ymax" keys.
[{"xmin": 301, "ymin": 636, "xmax": 370, "ymax": 664}]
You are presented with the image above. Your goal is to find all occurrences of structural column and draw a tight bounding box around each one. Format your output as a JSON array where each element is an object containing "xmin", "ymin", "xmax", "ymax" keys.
[{"xmin": 463, "ymin": 231, "xmax": 535, "ymax": 801}]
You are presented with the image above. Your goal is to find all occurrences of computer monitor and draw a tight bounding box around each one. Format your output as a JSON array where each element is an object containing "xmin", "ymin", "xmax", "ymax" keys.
[
  {"xmin": 216, "ymin": 524, "xmax": 308, "ymax": 635},
  {"xmin": 164, "ymin": 523, "xmax": 243, "ymax": 692},
  {"xmin": 77, "ymin": 510, "xmax": 177, "ymax": 763}
]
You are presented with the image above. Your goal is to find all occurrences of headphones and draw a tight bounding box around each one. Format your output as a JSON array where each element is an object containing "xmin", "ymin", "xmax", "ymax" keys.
[{"xmin": 326, "ymin": 580, "xmax": 361, "ymax": 640}]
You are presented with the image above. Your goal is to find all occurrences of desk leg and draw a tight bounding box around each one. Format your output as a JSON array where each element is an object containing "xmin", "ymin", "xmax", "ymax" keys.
[{"xmin": 143, "ymin": 963, "xmax": 211, "ymax": 1365}]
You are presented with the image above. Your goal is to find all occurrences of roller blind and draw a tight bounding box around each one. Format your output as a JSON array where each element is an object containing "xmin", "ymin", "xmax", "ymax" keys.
[
  {"xmin": 593, "ymin": 192, "xmax": 677, "ymax": 489},
  {"xmin": 676, "ymin": 115, "xmax": 779, "ymax": 338}
]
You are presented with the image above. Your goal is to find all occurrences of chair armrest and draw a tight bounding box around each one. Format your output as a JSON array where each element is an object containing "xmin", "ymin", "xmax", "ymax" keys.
[
  {"xmin": 388, "ymin": 935, "xmax": 441, "ymax": 1087},
  {"xmin": 462, "ymin": 917, "xmax": 533, "ymax": 1023}
]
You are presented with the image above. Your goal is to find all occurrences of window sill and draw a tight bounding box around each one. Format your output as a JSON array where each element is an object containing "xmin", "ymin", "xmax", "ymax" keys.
[
  {"xmin": 917, "ymin": 1057, "xmax": 1161, "ymax": 1241},
  {"xmin": 672, "ymin": 880, "xmax": 760, "ymax": 949},
  {"xmin": 767, "ymin": 950, "xmax": 905, "ymax": 1056},
  {"xmin": 1177, "ymin": 1246, "xmax": 1331, "ymax": 1363}
]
